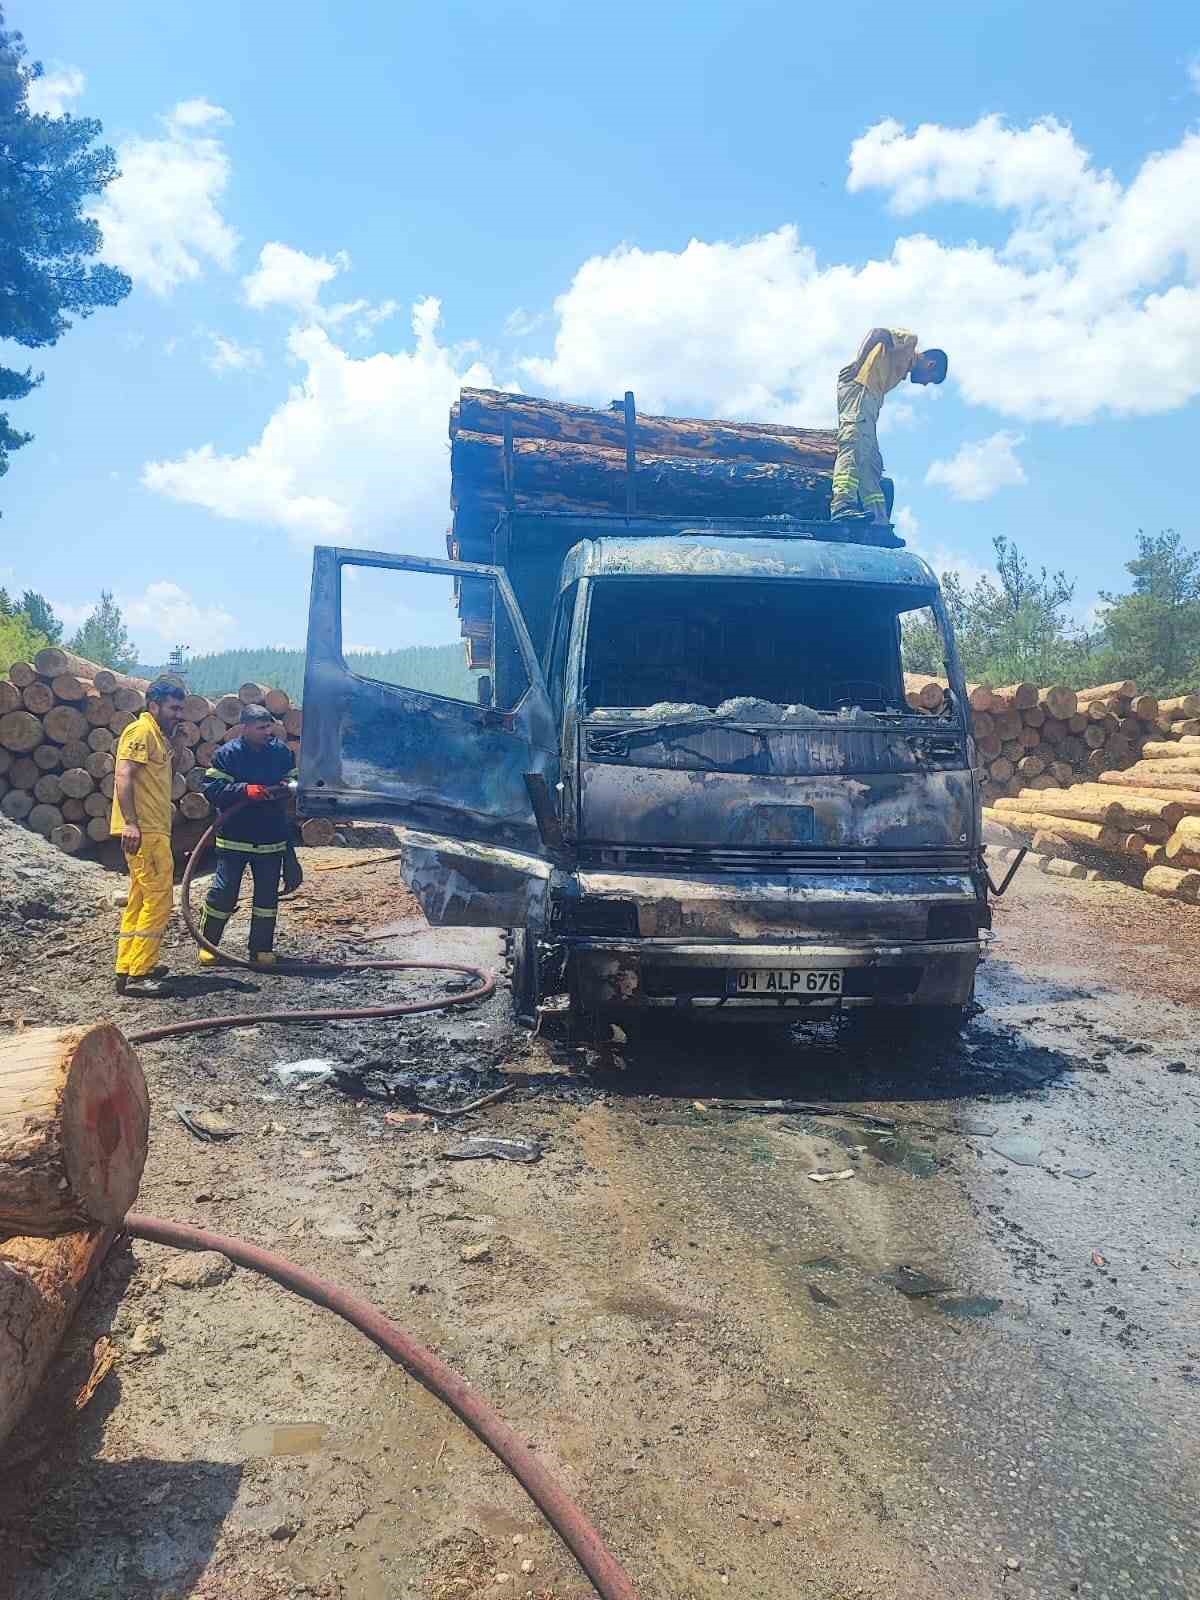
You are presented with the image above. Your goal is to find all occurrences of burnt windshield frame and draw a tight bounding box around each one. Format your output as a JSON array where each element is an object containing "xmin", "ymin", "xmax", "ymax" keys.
[{"xmin": 578, "ymin": 574, "xmax": 964, "ymax": 726}]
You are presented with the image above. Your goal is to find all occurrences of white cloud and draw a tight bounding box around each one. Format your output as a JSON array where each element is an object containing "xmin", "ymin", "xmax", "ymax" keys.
[
  {"xmin": 243, "ymin": 242, "xmax": 349, "ymax": 317},
  {"xmin": 848, "ymin": 115, "xmax": 1119, "ymax": 261},
  {"xmin": 1188, "ymin": 56, "xmax": 1200, "ymax": 93},
  {"xmin": 525, "ymin": 119, "xmax": 1200, "ymax": 427},
  {"xmin": 504, "ymin": 307, "xmax": 547, "ymax": 338},
  {"xmin": 50, "ymin": 600, "xmax": 94, "ymax": 634},
  {"xmin": 893, "ymin": 505, "xmax": 920, "ymax": 540},
  {"xmin": 90, "ymin": 100, "xmax": 237, "ymax": 295},
  {"xmin": 52, "ymin": 584, "xmax": 237, "ymax": 654},
  {"xmin": 168, "ymin": 98, "xmax": 228, "ymax": 129},
  {"xmin": 206, "ymin": 334, "xmax": 264, "ymax": 374},
  {"xmin": 242, "ymin": 243, "xmax": 397, "ymax": 337},
  {"xmin": 349, "ymin": 299, "xmax": 400, "ymax": 340},
  {"xmin": 121, "ymin": 581, "xmax": 236, "ymax": 651},
  {"xmin": 26, "ymin": 66, "xmax": 85, "ymax": 117},
  {"xmin": 893, "ymin": 507, "xmax": 994, "ymax": 589},
  {"xmin": 143, "ymin": 297, "xmax": 494, "ymax": 542},
  {"xmin": 926, "ymin": 431, "xmax": 1027, "ymax": 501}
]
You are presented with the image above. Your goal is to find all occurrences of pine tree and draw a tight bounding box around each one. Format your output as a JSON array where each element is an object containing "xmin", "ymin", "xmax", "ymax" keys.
[
  {"xmin": 1096, "ymin": 532, "xmax": 1200, "ymax": 693},
  {"xmin": 0, "ymin": 9, "xmax": 131, "ymax": 485},
  {"xmin": 18, "ymin": 590, "xmax": 60, "ymax": 642},
  {"xmin": 0, "ymin": 608, "xmax": 47, "ymax": 674},
  {"xmin": 67, "ymin": 590, "xmax": 137, "ymax": 670}
]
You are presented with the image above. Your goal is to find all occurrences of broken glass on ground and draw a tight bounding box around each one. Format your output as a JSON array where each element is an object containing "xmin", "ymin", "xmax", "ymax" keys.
[
  {"xmin": 991, "ymin": 1133, "xmax": 1043, "ymax": 1168},
  {"xmin": 931, "ymin": 1295, "xmax": 1002, "ymax": 1321},
  {"xmin": 271, "ymin": 1059, "xmax": 338, "ymax": 1093},
  {"xmin": 880, "ymin": 1266, "xmax": 950, "ymax": 1298}
]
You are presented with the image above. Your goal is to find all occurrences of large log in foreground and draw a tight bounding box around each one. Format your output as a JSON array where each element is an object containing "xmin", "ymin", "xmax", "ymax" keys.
[
  {"xmin": 451, "ymin": 428, "xmax": 833, "ymax": 522},
  {"xmin": 0, "ymin": 1226, "xmax": 116, "ymax": 1449},
  {"xmin": 0, "ymin": 1024, "xmax": 149, "ymax": 1236}
]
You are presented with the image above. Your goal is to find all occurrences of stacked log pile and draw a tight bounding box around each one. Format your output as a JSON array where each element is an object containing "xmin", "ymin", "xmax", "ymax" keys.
[
  {"xmin": 904, "ymin": 676, "xmax": 1195, "ymax": 798},
  {"xmin": 0, "ymin": 648, "xmax": 304, "ymax": 856},
  {"xmin": 981, "ymin": 696, "xmax": 1200, "ymax": 903}
]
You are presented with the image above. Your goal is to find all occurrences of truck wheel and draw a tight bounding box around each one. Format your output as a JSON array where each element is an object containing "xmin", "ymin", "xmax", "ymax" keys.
[{"xmin": 507, "ymin": 927, "xmax": 539, "ymax": 1026}]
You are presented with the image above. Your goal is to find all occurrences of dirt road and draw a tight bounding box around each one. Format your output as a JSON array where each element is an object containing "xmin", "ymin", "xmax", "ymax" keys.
[{"xmin": 1, "ymin": 851, "xmax": 1197, "ymax": 1599}]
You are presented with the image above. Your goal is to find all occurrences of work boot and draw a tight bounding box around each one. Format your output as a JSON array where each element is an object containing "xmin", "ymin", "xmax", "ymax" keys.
[
  {"xmin": 118, "ymin": 976, "xmax": 174, "ymax": 997},
  {"xmin": 115, "ymin": 966, "xmax": 169, "ymax": 994},
  {"xmin": 198, "ymin": 947, "xmax": 220, "ymax": 967},
  {"xmin": 250, "ymin": 951, "xmax": 277, "ymax": 967}
]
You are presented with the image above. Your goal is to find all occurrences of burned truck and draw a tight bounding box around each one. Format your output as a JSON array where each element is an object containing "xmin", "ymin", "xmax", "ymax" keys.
[{"xmin": 300, "ymin": 388, "xmax": 988, "ymax": 1028}]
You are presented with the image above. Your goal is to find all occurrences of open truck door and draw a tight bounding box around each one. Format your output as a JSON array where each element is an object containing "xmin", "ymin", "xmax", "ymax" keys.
[{"xmin": 299, "ymin": 547, "xmax": 563, "ymax": 929}]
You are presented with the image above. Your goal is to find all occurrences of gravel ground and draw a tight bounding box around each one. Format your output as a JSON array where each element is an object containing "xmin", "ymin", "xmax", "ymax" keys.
[{"xmin": 0, "ymin": 844, "xmax": 1197, "ymax": 1600}]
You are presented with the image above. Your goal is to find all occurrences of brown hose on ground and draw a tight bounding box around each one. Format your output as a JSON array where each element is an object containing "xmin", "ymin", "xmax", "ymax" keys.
[
  {"xmin": 117, "ymin": 811, "xmax": 640, "ymax": 1592},
  {"xmin": 125, "ymin": 1212, "xmax": 639, "ymax": 1600},
  {"xmin": 126, "ymin": 806, "xmax": 495, "ymax": 1045}
]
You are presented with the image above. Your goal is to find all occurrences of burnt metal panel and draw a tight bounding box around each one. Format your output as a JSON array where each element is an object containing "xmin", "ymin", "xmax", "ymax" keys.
[
  {"xmin": 571, "ymin": 868, "xmax": 978, "ymax": 941},
  {"xmin": 402, "ymin": 832, "xmax": 552, "ymax": 929},
  {"xmin": 578, "ymin": 764, "xmax": 974, "ymax": 854},
  {"xmin": 299, "ymin": 547, "xmax": 559, "ymax": 855},
  {"xmin": 568, "ymin": 534, "xmax": 936, "ymax": 587}
]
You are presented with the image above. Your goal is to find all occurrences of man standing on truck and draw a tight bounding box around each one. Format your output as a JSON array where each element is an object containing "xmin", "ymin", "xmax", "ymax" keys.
[
  {"xmin": 831, "ymin": 330, "xmax": 948, "ymax": 523},
  {"xmin": 200, "ymin": 704, "xmax": 297, "ymax": 967},
  {"xmin": 112, "ymin": 680, "xmax": 186, "ymax": 996}
]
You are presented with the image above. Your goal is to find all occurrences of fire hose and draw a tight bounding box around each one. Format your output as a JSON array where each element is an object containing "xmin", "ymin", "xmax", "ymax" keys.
[
  {"xmin": 124, "ymin": 1214, "xmax": 639, "ymax": 1600},
  {"xmin": 117, "ymin": 803, "xmax": 642, "ymax": 1598},
  {"xmin": 124, "ymin": 800, "xmax": 495, "ymax": 1047}
]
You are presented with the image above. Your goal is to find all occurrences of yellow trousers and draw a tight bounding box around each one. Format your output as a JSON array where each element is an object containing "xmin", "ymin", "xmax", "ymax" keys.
[
  {"xmin": 115, "ymin": 833, "xmax": 174, "ymax": 977},
  {"xmin": 831, "ymin": 379, "xmax": 886, "ymax": 518}
]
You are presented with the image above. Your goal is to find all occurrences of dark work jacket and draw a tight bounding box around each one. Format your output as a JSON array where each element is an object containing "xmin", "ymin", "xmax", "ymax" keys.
[{"xmin": 203, "ymin": 736, "xmax": 296, "ymax": 847}]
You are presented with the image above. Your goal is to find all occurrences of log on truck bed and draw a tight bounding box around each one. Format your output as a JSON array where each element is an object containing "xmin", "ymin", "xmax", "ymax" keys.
[{"xmin": 450, "ymin": 389, "xmax": 840, "ymax": 552}]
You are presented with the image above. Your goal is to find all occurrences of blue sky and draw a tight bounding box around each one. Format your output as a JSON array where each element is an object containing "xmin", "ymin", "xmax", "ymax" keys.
[{"xmin": 5, "ymin": 0, "xmax": 1200, "ymax": 663}]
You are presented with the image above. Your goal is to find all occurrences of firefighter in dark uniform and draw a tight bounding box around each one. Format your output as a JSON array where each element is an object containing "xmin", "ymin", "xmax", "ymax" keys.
[{"xmin": 200, "ymin": 703, "xmax": 297, "ymax": 966}]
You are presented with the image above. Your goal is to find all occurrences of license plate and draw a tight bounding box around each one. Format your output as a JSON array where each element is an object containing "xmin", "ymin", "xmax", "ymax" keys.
[{"xmin": 728, "ymin": 969, "xmax": 844, "ymax": 996}]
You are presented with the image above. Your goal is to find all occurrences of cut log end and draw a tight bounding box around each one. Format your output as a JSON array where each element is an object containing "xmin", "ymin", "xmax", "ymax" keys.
[
  {"xmin": 0, "ymin": 1024, "xmax": 149, "ymax": 1235},
  {"xmin": 301, "ymin": 817, "xmax": 336, "ymax": 847}
]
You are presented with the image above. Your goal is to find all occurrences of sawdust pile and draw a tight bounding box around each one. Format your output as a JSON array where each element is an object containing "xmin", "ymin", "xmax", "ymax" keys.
[{"xmin": 0, "ymin": 813, "xmax": 108, "ymax": 948}]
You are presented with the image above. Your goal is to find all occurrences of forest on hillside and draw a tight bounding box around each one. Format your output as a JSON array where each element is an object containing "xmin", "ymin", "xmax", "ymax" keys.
[{"xmin": 180, "ymin": 643, "xmax": 477, "ymax": 701}]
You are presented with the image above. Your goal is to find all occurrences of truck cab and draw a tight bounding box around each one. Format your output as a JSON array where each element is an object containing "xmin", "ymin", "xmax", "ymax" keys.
[{"xmin": 299, "ymin": 515, "xmax": 987, "ymax": 1029}]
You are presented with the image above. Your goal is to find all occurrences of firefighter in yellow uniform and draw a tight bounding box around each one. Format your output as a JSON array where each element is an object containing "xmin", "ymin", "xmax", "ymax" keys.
[
  {"xmin": 831, "ymin": 329, "xmax": 948, "ymax": 522},
  {"xmin": 110, "ymin": 682, "xmax": 186, "ymax": 995}
]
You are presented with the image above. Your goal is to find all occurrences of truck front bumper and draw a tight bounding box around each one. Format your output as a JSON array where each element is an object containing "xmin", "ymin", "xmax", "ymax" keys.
[{"xmin": 567, "ymin": 936, "xmax": 984, "ymax": 1015}]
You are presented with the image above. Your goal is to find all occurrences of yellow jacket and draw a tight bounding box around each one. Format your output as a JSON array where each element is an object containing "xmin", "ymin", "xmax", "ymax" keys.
[
  {"xmin": 110, "ymin": 711, "xmax": 173, "ymax": 836},
  {"xmin": 837, "ymin": 329, "xmax": 919, "ymax": 425}
]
